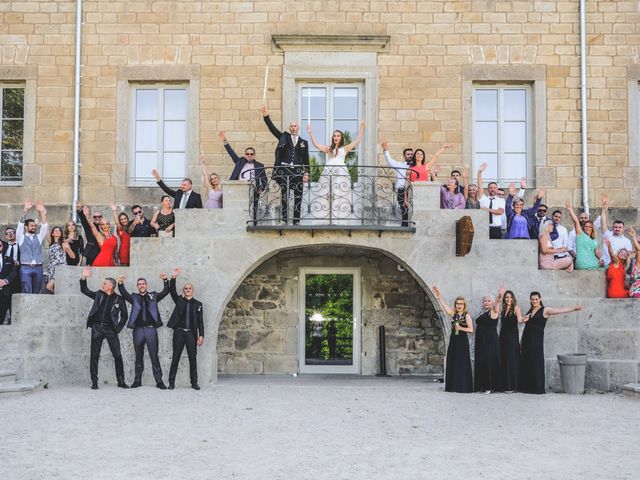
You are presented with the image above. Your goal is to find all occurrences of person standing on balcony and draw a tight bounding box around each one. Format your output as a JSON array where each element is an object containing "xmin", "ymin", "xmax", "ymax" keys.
[
  {"xmin": 381, "ymin": 141, "xmax": 413, "ymax": 227},
  {"xmin": 17, "ymin": 200, "xmax": 49, "ymax": 293},
  {"xmin": 476, "ymin": 163, "xmax": 505, "ymax": 239},
  {"xmin": 151, "ymin": 170, "xmax": 203, "ymax": 209},
  {"xmin": 259, "ymin": 104, "xmax": 309, "ymax": 225}
]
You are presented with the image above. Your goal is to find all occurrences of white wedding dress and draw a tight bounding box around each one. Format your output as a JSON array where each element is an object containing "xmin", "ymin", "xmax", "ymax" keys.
[{"xmin": 301, "ymin": 147, "xmax": 355, "ymax": 226}]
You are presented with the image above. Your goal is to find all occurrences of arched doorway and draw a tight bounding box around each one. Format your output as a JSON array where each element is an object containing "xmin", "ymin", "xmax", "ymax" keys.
[{"xmin": 216, "ymin": 245, "xmax": 445, "ymax": 376}]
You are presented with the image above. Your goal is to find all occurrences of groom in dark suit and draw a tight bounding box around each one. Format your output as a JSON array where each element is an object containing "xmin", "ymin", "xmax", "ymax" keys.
[
  {"xmin": 167, "ymin": 268, "xmax": 204, "ymax": 390},
  {"xmin": 151, "ymin": 169, "xmax": 203, "ymax": 209},
  {"xmin": 79, "ymin": 267, "xmax": 129, "ymax": 389},
  {"xmin": 117, "ymin": 273, "xmax": 171, "ymax": 389},
  {"xmin": 259, "ymin": 104, "xmax": 309, "ymax": 224}
]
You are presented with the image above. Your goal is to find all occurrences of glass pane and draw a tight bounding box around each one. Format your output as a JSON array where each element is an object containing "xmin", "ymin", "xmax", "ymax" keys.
[
  {"xmin": 501, "ymin": 153, "xmax": 527, "ymax": 182},
  {"xmin": 334, "ymin": 120, "xmax": 358, "ymax": 141},
  {"xmin": 1, "ymin": 150, "xmax": 23, "ymax": 181},
  {"xmin": 136, "ymin": 89, "xmax": 158, "ymax": 120},
  {"xmin": 304, "ymin": 274, "xmax": 354, "ymax": 366},
  {"xmin": 474, "ymin": 89, "xmax": 498, "ymax": 121},
  {"xmin": 474, "ymin": 121, "xmax": 498, "ymax": 152},
  {"xmin": 503, "ymin": 122, "xmax": 527, "ymax": 152},
  {"xmin": 164, "ymin": 89, "xmax": 187, "ymax": 120},
  {"xmin": 333, "ymin": 87, "xmax": 359, "ymax": 119},
  {"xmin": 301, "ymin": 87, "xmax": 326, "ymax": 122},
  {"xmin": 2, "ymin": 119, "xmax": 24, "ymax": 150},
  {"xmin": 474, "ymin": 153, "xmax": 498, "ymax": 181},
  {"xmin": 308, "ymin": 119, "xmax": 326, "ymax": 154},
  {"xmin": 3, "ymin": 88, "xmax": 24, "ymax": 119},
  {"xmin": 164, "ymin": 120, "xmax": 186, "ymax": 151},
  {"xmin": 134, "ymin": 152, "xmax": 157, "ymax": 182},
  {"xmin": 503, "ymin": 89, "xmax": 527, "ymax": 121},
  {"xmin": 163, "ymin": 152, "xmax": 186, "ymax": 180},
  {"xmin": 135, "ymin": 120, "xmax": 157, "ymax": 152}
]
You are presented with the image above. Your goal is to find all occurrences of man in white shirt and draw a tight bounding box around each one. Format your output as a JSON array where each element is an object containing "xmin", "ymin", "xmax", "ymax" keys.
[
  {"xmin": 600, "ymin": 192, "xmax": 632, "ymax": 267},
  {"xmin": 549, "ymin": 210, "xmax": 569, "ymax": 259},
  {"xmin": 476, "ymin": 163, "xmax": 505, "ymax": 239},
  {"xmin": 16, "ymin": 200, "xmax": 48, "ymax": 294},
  {"xmin": 381, "ymin": 141, "xmax": 414, "ymax": 227}
]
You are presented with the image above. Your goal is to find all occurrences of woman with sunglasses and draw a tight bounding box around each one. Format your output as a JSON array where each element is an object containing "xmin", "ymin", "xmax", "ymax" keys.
[
  {"xmin": 520, "ymin": 292, "xmax": 582, "ymax": 394},
  {"xmin": 432, "ymin": 286, "xmax": 473, "ymax": 393},
  {"xmin": 79, "ymin": 205, "xmax": 117, "ymax": 267},
  {"xmin": 111, "ymin": 205, "xmax": 130, "ymax": 266},
  {"xmin": 566, "ymin": 202, "xmax": 603, "ymax": 269}
]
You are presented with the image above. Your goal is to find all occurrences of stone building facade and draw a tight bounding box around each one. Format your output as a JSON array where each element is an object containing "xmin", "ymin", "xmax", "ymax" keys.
[{"xmin": 0, "ymin": 0, "xmax": 639, "ymax": 223}]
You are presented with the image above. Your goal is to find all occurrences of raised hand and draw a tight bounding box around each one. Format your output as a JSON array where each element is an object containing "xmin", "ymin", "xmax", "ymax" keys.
[
  {"xmin": 432, "ymin": 286, "xmax": 441, "ymax": 298},
  {"xmin": 381, "ymin": 140, "xmax": 389, "ymax": 151},
  {"xmin": 508, "ymin": 182, "xmax": 516, "ymax": 196},
  {"xmin": 498, "ymin": 287, "xmax": 505, "ymax": 298},
  {"xmin": 574, "ymin": 305, "xmax": 583, "ymax": 312},
  {"xmin": 117, "ymin": 275, "xmax": 125, "ymax": 284},
  {"xmin": 601, "ymin": 192, "xmax": 609, "ymax": 207},
  {"xmin": 478, "ymin": 162, "xmax": 488, "ymax": 172},
  {"xmin": 259, "ymin": 104, "xmax": 268, "ymax": 116},
  {"xmin": 359, "ymin": 120, "xmax": 366, "ymax": 130},
  {"xmin": 461, "ymin": 166, "xmax": 469, "ymax": 179},
  {"xmin": 24, "ymin": 199, "xmax": 34, "ymax": 211},
  {"xmin": 627, "ymin": 227, "xmax": 638, "ymax": 239},
  {"xmin": 82, "ymin": 205, "xmax": 90, "ymax": 217},
  {"xmin": 151, "ymin": 169, "xmax": 160, "ymax": 181},
  {"xmin": 564, "ymin": 201, "xmax": 573, "ymax": 211},
  {"xmin": 172, "ymin": 267, "xmax": 181, "ymax": 278},
  {"xmin": 110, "ymin": 203, "xmax": 117, "ymax": 212},
  {"xmin": 520, "ymin": 177, "xmax": 527, "ymax": 189},
  {"xmin": 81, "ymin": 266, "xmax": 91, "ymax": 279},
  {"xmin": 306, "ymin": 123, "xmax": 312, "ymax": 134},
  {"xmin": 159, "ymin": 272, "xmax": 168, "ymax": 281},
  {"xmin": 35, "ymin": 200, "xmax": 46, "ymax": 212},
  {"xmin": 536, "ymin": 189, "xmax": 545, "ymax": 200},
  {"xmin": 217, "ymin": 130, "xmax": 226, "ymax": 141}
]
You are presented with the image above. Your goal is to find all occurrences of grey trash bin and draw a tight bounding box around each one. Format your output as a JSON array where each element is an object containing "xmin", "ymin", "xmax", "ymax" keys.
[{"xmin": 557, "ymin": 353, "xmax": 587, "ymax": 394}]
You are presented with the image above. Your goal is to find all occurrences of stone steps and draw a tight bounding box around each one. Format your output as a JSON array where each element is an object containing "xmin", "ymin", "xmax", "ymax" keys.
[
  {"xmin": 622, "ymin": 383, "xmax": 640, "ymax": 399},
  {"xmin": 0, "ymin": 370, "xmax": 43, "ymax": 396}
]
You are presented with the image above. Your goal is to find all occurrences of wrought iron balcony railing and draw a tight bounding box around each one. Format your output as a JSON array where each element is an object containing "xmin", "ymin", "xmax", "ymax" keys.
[{"xmin": 241, "ymin": 165, "xmax": 416, "ymax": 229}]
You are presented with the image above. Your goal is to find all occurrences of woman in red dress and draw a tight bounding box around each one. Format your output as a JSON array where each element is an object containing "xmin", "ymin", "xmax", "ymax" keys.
[
  {"xmin": 81, "ymin": 205, "xmax": 117, "ymax": 267},
  {"xmin": 604, "ymin": 237, "xmax": 630, "ymax": 298},
  {"xmin": 111, "ymin": 204, "xmax": 130, "ymax": 266}
]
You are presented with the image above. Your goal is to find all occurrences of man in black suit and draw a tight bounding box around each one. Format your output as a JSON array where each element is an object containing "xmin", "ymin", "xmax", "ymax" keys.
[
  {"xmin": 167, "ymin": 268, "xmax": 204, "ymax": 390},
  {"xmin": 217, "ymin": 130, "xmax": 268, "ymax": 225},
  {"xmin": 1, "ymin": 227, "xmax": 20, "ymax": 324},
  {"xmin": 151, "ymin": 169, "xmax": 203, "ymax": 209},
  {"xmin": 117, "ymin": 273, "xmax": 171, "ymax": 389},
  {"xmin": 79, "ymin": 266, "xmax": 129, "ymax": 390},
  {"xmin": 0, "ymin": 241, "xmax": 16, "ymax": 325},
  {"xmin": 259, "ymin": 104, "xmax": 309, "ymax": 224},
  {"xmin": 75, "ymin": 203, "xmax": 102, "ymax": 265}
]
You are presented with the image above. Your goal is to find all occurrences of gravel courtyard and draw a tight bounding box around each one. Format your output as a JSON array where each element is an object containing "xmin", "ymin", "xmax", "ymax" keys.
[{"xmin": 1, "ymin": 376, "xmax": 638, "ymax": 480}]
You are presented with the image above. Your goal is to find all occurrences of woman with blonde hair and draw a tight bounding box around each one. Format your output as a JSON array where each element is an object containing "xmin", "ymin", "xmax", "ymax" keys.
[
  {"xmin": 474, "ymin": 289, "xmax": 503, "ymax": 393},
  {"xmin": 200, "ymin": 152, "xmax": 223, "ymax": 209},
  {"xmin": 566, "ymin": 202, "xmax": 603, "ymax": 269},
  {"xmin": 63, "ymin": 220, "xmax": 84, "ymax": 266},
  {"xmin": 432, "ymin": 286, "xmax": 473, "ymax": 393}
]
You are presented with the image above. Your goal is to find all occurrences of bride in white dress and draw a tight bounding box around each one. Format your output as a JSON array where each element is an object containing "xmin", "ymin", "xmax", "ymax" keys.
[{"xmin": 305, "ymin": 121, "xmax": 365, "ymax": 225}]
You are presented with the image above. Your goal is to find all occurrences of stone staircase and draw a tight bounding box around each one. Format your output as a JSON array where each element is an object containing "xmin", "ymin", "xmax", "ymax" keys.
[{"xmin": 0, "ymin": 369, "xmax": 42, "ymax": 396}]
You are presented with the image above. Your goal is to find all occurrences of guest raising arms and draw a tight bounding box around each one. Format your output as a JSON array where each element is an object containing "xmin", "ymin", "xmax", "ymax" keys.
[
  {"xmin": 627, "ymin": 227, "xmax": 640, "ymax": 298},
  {"xmin": 520, "ymin": 292, "xmax": 582, "ymax": 394},
  {"xmin": 474, "ymin": 289, "xmax": 503, "ymax": 393},
  {"xmin": 504, "ymin": 183, "xmax": 544, "ymax": 239},
  {"xmin": 566, "ymin": 202, "xmax": 603, "ymax": 269},
  {"xmin": 80, "ymin": 205, "xmax": 117, "ymax": 267},
  {"xmin": 46, "ymin": 226, "xmax": 68, "ymax": 293},
  {"xmin": 432, "ymin": 286, "xmax": 473, "ymax": 393},
  {"xmin": 462, "ymin": 166, "xmax": 480, "ymax": 209},
  {"xmin": 499, "ymin": 290, "xmax": 523, "ymax": 392},
  {"xmin": 64, "ymin": 221, "xmax": 84, "ymax": 266},
  {"xmin": 111, "ymin": 205, "xmax": 130, "ymax": 266},
  {"xmin": 200, "ymin": 152, "xmax": 223, "ymax": 209},
  {"xmin": 603, "ymin": 237, "xmax": 630, "ymax": 298},
  {"xmin": 410, "ymin": 144, "xmax": 453, "ymax": 183},
  {"xmin": 151, "ymin": 195, "xmax": 176, "ymax": 237}
]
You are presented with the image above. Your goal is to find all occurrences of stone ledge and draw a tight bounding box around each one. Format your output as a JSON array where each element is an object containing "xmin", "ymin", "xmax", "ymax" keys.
[
  {"xmin": 272, "ymin": 35, "xmax": 390, "ymax": 52},
  {"xmin": 622, "ymin": 383, "xmax": 640, "ymax": 399},
  {"xmin": 0, "ymin": 380, "xmax": 42, "ymax": 395}
]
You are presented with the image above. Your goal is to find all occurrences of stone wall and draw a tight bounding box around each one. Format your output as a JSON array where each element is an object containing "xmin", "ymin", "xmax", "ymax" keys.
[
  {"xmin": 0, "ymin": 0, "xmax": 639, "ymax": 218},
  {"xmin": 217, "ymin": 248, "xmax": 444, "ymax": 375}
]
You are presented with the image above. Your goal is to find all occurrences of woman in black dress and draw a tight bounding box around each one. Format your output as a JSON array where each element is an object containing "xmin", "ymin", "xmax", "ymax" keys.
[
  {"xmin": 432, "ymin": 287, "xmax": 473, "ymax": 393},
  {"xmin": 474, "ymin": 289, "xmax": 503, "ymax": 393},
  {"xmin": 64, "ymin": 220, "xmax": 84, "ymax": 266},
  {"xmin": 499, "ymin": 290, "xmax": 523, "ymax": 392},
  {"xmin": 520, "ymin": 292, "xmax": 583, "ymax": 394}
]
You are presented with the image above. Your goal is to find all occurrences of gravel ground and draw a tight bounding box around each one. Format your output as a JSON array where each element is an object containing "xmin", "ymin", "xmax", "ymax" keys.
[{"xmin": 1, "ymin": 376, "xmax": 638, "ymax": 480}]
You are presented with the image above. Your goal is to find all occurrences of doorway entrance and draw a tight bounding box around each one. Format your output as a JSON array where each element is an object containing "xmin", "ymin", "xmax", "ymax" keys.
[{"xmin": 298, "ymin": 267, "xmax": 361, "ymax": 374}]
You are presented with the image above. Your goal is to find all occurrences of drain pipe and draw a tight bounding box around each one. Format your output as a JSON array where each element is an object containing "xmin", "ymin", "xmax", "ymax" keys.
[
  {"xmin": 71, "ymin": 0, "xmax": 83, "ymax": 221},
  {"xmin": 579, "ymin": 0, "xmax": 590, "ymax": 214}
]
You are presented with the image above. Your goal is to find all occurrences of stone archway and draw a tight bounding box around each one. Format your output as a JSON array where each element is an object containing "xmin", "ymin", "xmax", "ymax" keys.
[{"xmin": 215, "ymin": 245, "xmax": 446, "ymax": 376}]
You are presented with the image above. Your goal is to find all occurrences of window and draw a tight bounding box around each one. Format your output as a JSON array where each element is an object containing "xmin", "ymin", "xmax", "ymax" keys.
[
  {"xmin": 130, "ymin": 85, "xmax": 188, "ymax": 185},
  {"xmin": 473, "ymin": 85, "xmax": 532, "ymax": 183},
  {"xmin": 0, "ymin": 86, "xmax": 25, "ymax": 182},
  {"xmin": 299, "ymin": 83, "xmax": 363, "ymax": 173}
]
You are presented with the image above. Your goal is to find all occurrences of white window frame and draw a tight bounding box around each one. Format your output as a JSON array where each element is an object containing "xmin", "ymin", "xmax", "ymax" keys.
[
  {"xmin": 128, "ymin": 83, "xmax": 189, "ymax": 187},
  {"xmin": 0, "ymin": 84, "xmax": 26, "ymax": 184},
  {"xmin": 298, "ymin": 82, "xmax": 364, "ymax": 166},
  {"xmin": 472, "ymin": 83, "xmax": 533, "ymax": 184}
]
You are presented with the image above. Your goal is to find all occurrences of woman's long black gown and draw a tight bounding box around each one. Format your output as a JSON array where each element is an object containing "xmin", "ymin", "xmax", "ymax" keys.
[
  {"xmin": 519, "ymin": 308, "xmax": 547, "ymax": 394},
  {"xmin": 445, "ymin": 314, "xmax": 473, "ymax": 393},
  {"xmin": 474, "ymin": 310, "xmax": 501, "ymax": 392},
  {"xmin": 499, "ymin": 309, "xmax": 520, "ymax": 391}
]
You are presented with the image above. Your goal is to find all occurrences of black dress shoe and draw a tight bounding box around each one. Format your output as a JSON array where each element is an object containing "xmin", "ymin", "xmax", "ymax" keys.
[
  {"xmin": 157, "ymin": 382, "xmax": 167, "ymax": 390},
  {"xmin": 168, "ymin": 384, "xmax": 175, "ymax": 390},
  {"xmin": 91, "ymin": 383, "xmax": 98, "ymax": 390},
  {"xmin": 191, "ymin": 384, "xmax": 200, "ymax": 390},
  {"xmin": 117, "ymin": 382, "xmax": 130, "ymax": 389},
  {"xmin": 130, "ymin": 381, "xmax": 142, "ymax": 388}
]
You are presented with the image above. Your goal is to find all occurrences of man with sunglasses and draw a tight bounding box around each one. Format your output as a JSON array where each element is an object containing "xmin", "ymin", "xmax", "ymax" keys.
[
  {"xmin": 76, "ymin": 203, "xmax": 102, "ymax": 266},
  {"xmin": 219, "ymin": 131, "xmax": 268, "ymax": 225},
  {"xmin": 128, "ymin": 205, "xmax": 153, "ymax": 238},
  {"xmin": 533, "ymin": 204, "xmax": 550, "ymax": 239}
]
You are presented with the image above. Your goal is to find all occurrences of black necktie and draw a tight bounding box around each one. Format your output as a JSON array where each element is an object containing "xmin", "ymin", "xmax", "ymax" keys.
[
  {"xmin": 184, "ymin": 300, "xmax": 191, "ymax": 330},
  {"xmin": 8, "ymin": 244, "xmax": 13, "ymax": 261},
  {"xmin": 142, "ymin": 295, "xmax": 148, "ymax": 325},
  {"xmin": 489, "ymin": 198, "xmax": 494, "ymax": 224}
]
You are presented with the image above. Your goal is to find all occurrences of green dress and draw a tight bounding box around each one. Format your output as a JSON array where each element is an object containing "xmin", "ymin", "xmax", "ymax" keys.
[{"xmin": 575, "ymin": 232, "xmax": 600, "ymax": 269}]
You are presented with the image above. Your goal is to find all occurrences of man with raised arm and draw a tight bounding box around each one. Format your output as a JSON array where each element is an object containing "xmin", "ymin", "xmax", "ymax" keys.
[
  {"xmin": 80, "ymin": 266, "xmax": 129, "ymax": 390},
  {"xmin": 259, "ymin": 104, "xmax": 309, "ymax": 224},
  {"xmin": 117, "ymin": 273, "xmax": 171, "ymax": 389},
  {"xmin": 600, "ymin": 192, "xmax": 632, "ymax": 267},
  {"xmin": 380, "ymin": 141, "xmax": 414, "ymax": 227},
  {"xmin": 151, "ymin": 169, "xmax": 203, "ymax": 209},
  {"xmin": 476, "ymin": 163, "xmax": 505, "ymax": 239},
  {"xmin": 16, "ymin": 200, "xmax": 48, "ymax": 293}
]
